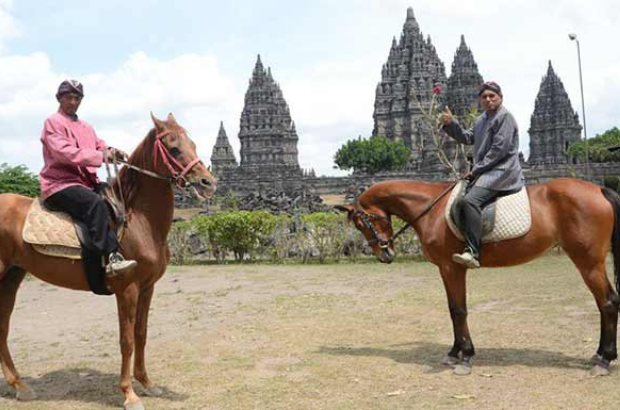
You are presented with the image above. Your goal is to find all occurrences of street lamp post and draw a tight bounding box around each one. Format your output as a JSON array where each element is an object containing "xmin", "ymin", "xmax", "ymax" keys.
[{"xmin": 569, "ymin": 33, "xmax": 589, "ymax": 180}]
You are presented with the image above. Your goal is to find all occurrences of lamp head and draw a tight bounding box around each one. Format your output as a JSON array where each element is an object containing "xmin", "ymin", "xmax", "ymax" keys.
[{"xmin": 568, "ymin": 33, "xmax": 577, "ymax": 40}]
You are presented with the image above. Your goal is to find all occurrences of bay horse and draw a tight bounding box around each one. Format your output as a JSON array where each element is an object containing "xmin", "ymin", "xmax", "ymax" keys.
[
  {"xmin": 337, "ymin": 178, "xmax": 620, "ymax": 376},
  {"xmin": 0, "ymin": 113, "xmax": 216, "ymax": 410}
]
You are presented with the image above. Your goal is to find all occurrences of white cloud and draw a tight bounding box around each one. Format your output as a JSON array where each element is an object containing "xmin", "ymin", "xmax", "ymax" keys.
[
  {"xmin": 282, "ymin": 60, "xmax": 377, "ymax": 176},
  {"xmin": 0, "ymin": 51, "xmax": 241, "ymax": 174},
  {"xmin": 0, "ymin": 0, "xmax": 618, "ymax": 178},
  {"xmin": 0, "ymin": 0, "xmax": 18, "ymax": 54}
]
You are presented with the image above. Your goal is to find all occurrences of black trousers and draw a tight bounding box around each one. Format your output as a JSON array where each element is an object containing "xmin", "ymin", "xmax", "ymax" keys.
[
  {"xmin": 45, "ymin": 185, "xmax": 117, "ymax": 295},
  {"xmin": 456, "ymin": 186, "xmax": 501, "ymax": 259}
]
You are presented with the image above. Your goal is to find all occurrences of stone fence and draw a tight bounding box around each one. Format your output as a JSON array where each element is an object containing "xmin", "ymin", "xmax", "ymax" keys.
[{"xmin": 211, "ymin": 163, "xmax": 620, "ymax": 201}]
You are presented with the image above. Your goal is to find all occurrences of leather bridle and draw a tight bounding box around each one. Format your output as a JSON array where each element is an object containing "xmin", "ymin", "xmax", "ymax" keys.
[
  {"xmin": 353, "ymin": 179, "xmax": 460, "ymax": 249},
  {"xmin": 153, "ymin": 128, "xmax": 203, "ymax": 188},
  {"xmin": 110, "ymin": 128, "xmax": 204, "ymax": 189},
  {"xmin": 353, "ymin": 209, "xmax": 395, "ymax": 249}
]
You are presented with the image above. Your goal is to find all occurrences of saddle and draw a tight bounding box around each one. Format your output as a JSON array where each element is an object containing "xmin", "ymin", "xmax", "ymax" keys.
[
  {"xmin": 22, "ymin": 186, "xmax": 125, "ymax": 260},
  {"xmin": 445, "ymin": 181, "xmax": 532, "ymax": 244}
]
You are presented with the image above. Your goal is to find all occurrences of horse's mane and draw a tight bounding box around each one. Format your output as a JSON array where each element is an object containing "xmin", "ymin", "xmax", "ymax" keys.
[
  {"xmin": 113, "ymin": 128, "xmax": 158, "ymax": 207},
  {"xmin": 363, "ymin": 180, "xmax": 448, "ymax": 202}
]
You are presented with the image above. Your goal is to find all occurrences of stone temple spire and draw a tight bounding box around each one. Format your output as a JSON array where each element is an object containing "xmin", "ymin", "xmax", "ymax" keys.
[
  {"xmin": 441, "ymin": 35, "xmax": 484, "ymax": 174},
  {"xmin": 403, "ymin": 7, "xmax": 420, "ymax": 33},
  {"xmin": 238, "ymin": 55, "xmax": 301, "ymax": 177},
  {"xmin": 253, "ymin": 54, "xmax": 264, "ymax": 78},
  {"xmin": 210, "ymin": 121, "xmax": 238, "ymax": 179},
  {"xmin": 528, "ymin": 61, "xmax": 582, "ymax": 165},
  {"xmin": 444, "ymin": 35, "xmax": 484, "ymax": 118},
  {"xmin": 372, "ymin": 6, "xmax": 447, "ymax": 172}
]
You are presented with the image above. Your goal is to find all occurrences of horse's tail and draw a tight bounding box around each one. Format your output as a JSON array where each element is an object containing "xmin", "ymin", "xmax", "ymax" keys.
[{"xmin": 602, "ymin": 187, "xmax": 620, "ymax": 296}]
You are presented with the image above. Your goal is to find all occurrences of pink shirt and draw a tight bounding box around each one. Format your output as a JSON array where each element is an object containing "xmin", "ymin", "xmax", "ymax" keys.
[{"xmin": 39, "ymin": 110, "xmax": 106, "ymax": 199}]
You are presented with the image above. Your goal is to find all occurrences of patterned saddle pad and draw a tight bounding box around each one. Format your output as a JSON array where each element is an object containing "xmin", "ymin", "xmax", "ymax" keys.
[
  {"xmin": 22, "ymin": 199, "xmax": 82, "ymax": 260},
  {"xmin": 444, "ymin": 181, "xmax": 532, "ymax": 244}
]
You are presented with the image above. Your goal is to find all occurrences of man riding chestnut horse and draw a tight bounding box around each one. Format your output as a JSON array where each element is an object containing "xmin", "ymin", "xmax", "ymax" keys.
[
  {"xmin": 0, "ymin": 79, "xmax": 217, "ymax": 410},
  {"xmin": 338, "ymin": 81, "xmax": 620, "ymax": 377}
]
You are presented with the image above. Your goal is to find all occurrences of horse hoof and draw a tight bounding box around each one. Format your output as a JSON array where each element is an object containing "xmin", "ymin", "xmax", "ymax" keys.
[
  {"xmin": 124, "ymin": 400, "xmax": 146, "ymax": 410},
  {"xmin": 145, "ymin": 386, "xmax": 163, "ymax": 397},
  {"xmin": 453, "ymin": 363, "xmax": 472, "ymax": 376},
  {"xmin": 441, "ymin": 355, "xmax": 460, "ymax": 367},
  {"xmin": 590, "ymin": 353, "xmax": 603, "ymax": 365},
  {"xmin": 590, "ymin": 364, "xmax": 610, "ymax": 377},
  {"xmin": 16, "ymin": 389, "xmax": 37, "ymax": 401}
]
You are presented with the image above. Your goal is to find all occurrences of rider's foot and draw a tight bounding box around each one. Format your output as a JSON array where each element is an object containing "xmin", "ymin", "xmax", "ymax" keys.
[
  {"xmin": 452, "ymin": 251, "xmax": 480, "ymax": 269},
  {"xmin": 106, "ymin": 252, "xmax": 137, "ymax": 277}
]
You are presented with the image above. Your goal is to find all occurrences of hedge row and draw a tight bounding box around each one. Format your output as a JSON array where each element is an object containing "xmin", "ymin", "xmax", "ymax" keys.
[{"xmin": 167, "ymin": 211, "xmax": 423, "ymax": 264}]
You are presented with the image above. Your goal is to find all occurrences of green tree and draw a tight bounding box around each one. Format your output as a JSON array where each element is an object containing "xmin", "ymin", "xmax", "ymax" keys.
[
  {"xmin": 568, "ymin": 127, "xmax": 620, "ymax": 163},
  {"xmin": 334, "ymin": 136, "xmax": 410, "ymax": 174},
  {"xmin": 0, "ymin": 163, "xmax": 40, "ymax": 197}
]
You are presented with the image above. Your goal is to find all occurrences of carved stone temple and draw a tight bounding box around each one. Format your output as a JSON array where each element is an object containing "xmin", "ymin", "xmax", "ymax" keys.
[
  {"xmin": 208, "ymin": 7, "xmax": 616, "ymax": 202},
  {"xmin": 528, "ymin": 61, "xmax": 582, "ymax": 165},
  {"xmin": 372, "ymin": 7, "xmax": 448, "ymax": 171},
  {"xmin": 444, "ymin": 35, "xmax": 484, "ymax": 118},
  {"xmin": 210, "ymin": 55, "xmax": 308, "ymax": 196},
  {"xmin": 210, "ymin": 121, "xmax": 238, "ymax": 180},
  {"xmin": 238, "ymin": 55, "xmax": 302, "ymax": 177}
]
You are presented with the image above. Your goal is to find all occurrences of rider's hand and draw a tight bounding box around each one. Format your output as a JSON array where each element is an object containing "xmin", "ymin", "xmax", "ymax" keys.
[
  {"xmin": 113, "ymin": 148, "xmax": 129, "ymax": 160},
  {"xmin": 441, "ymin": 106, "xmax": 453, "ymax": 126},
  {"xmin": 104, "ymin": 148, "xmax": 128, "ymax": 162},
  {"xmin": 462, "ymin": 171, "xmax": 474, "ymax": 181}
]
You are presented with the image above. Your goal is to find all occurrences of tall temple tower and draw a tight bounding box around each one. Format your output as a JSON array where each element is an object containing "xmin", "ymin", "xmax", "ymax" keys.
[
  {"xmin": 444, "ymin": 35, "xmax": 484, "ymax": 118},
  {"xmin": 238, "ymin": 55, "xmax": 301, "ymax": 177},
  {"xmin": 210, "ymin": 121, "xmax": 238, "ymax": 179},
  {"xmin": 372, "ymin": 7, "xmax": 447, "ymax": 171},
  {"xmin": 443, "ymin": 35, "xmax": 485, "ymax": 173},
  {"xmin": 528, "ymin": 61, "xmax": 582, "ymax": 165}
]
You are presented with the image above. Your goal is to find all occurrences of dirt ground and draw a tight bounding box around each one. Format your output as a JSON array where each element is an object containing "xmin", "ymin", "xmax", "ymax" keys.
[{"xmin": 1, "ymin": 255, "xmax": 619, "ymax": 410}]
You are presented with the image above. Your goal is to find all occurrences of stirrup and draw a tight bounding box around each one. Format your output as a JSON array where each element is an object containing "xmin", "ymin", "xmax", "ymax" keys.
[
  {"xmin": 106, "ymin": 252, "xmax": 138, "ymax": 277},
  {"xmin": 452, "ymin": 250, "xmax": 480, "ymax": 269}
]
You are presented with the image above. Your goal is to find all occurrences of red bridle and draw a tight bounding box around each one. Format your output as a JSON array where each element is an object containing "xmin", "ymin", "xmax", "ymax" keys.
[{"xmin": 154, "ymin": 129, "xmax": 203, "ymax": 188}]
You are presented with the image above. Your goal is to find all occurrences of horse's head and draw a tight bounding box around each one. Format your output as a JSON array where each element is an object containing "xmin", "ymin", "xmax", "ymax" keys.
[
  {"xmin": 150, "ymin": 113, "xmax": 217, "ymax": 200},
  {"xmin": 335, "ymin": 204, "xmax": 396, "ymax": 263}
]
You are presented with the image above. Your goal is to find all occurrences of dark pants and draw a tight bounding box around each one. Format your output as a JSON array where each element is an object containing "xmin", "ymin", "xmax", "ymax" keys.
[
  {"xmin": 45, "ymin": 186, "xmax": 118, "ymax": 294},
  {"xmin": 456, "ymin": 186, "xmax": 502, "ymax": 260}
]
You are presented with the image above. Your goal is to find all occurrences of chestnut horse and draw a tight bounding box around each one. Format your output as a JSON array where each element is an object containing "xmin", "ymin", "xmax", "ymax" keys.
[
  {"xmin": 0, "ymin": 113, "xmax": 216, "ymax": 410},
  {"xmin": 337, "ymin": 178, "xmax": 620, "ymax": 376}
]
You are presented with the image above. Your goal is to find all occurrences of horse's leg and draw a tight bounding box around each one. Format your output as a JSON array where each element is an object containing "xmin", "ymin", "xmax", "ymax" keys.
[
  {"xmin": 116, "ymin": 283, "xmax": 145, "ymax": 410},
  {"xmin": 133, "ymin": 284, "xmax": 162, "ymax": 397},
  {"xmin": 0, "ymin": 267, "xmax": 36, "ymax": 400},
  {"xmin": 573, "ymin": 260, "xmax": 619, "ymax": 375},
  {"xmin": 439, "ymin": 264, "xmax": 474, "ymax": 375}
]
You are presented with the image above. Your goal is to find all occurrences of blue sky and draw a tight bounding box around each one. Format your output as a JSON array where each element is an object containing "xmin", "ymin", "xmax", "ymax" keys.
[{"xmin": 1, "ymin": 0, "xmax": 618, "ymax": 177}]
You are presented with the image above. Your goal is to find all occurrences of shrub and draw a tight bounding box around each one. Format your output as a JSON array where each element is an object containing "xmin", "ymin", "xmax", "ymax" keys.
[
  {"xmin": 193, "ymin": 211, "xmax": 278, "ymax": 261},
  {"xmin": 168, "ymin": 221, "xmax": 194, "ymax": 265}
]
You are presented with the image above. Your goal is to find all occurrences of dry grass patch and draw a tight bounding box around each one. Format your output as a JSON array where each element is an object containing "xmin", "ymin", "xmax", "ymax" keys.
[{"xmin": 2, "ymin": 255, "xmax": 619, "ymax": 409}]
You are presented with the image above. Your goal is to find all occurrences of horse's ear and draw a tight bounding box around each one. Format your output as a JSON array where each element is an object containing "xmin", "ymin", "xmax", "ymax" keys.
[
  {"xmin": 151, "ymin": 112, "xmax": 165, "ymax": 130},
  {"xmin": 334, "ymin": 204, "xmax": 354, "ymax": 217},
  {"xmin": 167, "ymin": 113, "xmax": 178, "ymax": 126}
]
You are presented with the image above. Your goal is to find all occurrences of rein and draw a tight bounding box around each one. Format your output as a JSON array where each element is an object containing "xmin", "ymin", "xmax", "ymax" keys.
[
  {"xmin": 102, "ymin": 128, "xmax": 206, "ymax": 227},
  {"xmin": 355, "ymin": 179, "xmax": 461, "ymax": 248},
  {"xmin": 107, "ymin": 129, "xmax": 204, "ymax": 188}
]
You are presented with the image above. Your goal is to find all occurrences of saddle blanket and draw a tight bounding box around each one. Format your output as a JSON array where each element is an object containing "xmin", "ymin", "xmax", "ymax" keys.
[
  {"xmin": 444, "ymin": 181, "xmax": 532, "ymax": 244},
  {"xmin": 22, "ymin": 198, "xmax": 82, "ymax": 260}
]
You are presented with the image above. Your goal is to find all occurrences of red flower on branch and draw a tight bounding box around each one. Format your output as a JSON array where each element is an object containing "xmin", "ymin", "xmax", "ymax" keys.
[{"xmin": 432, "ymin": 84, "xmax": 443, "ymax": 95}]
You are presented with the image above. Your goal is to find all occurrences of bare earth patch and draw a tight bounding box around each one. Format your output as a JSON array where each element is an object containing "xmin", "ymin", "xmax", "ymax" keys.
[{"xmin": 1, "ymin": 255, "xmax": 619, "ymax": 409}]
